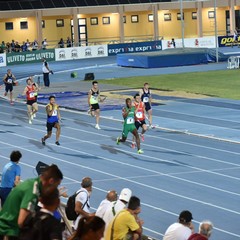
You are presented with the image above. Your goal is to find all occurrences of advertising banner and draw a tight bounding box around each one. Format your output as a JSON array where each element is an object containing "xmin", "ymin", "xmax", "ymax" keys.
[
  {"xmin": 108, "ymin": 41, "xmax": 162, "ymax": 56},
  {"xmin": 0, "ymin": 53, "xmax": 6, "ymax": 67},
  {"xmin": 55, "ymin": 45, "xmax": 108, "ymax": 61},
  {"xmin": 162, "ymin": 36, "xmax": 216, "ymax": 50},
  {"xmin": 218, "ymin": 35, "xmax": 237, "ymax": 47},
  {"xmin": 6, "ymin": 49, "xmax": 55, "ymax": 66}
]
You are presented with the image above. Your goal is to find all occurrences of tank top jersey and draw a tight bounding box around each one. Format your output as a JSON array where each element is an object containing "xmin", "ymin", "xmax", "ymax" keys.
[
  {"xmin": 26, "ymin": 85, "xmax": 36, "ymax": 101},
  {"xmin": 47, "ymin": 104, "xmax": 59, "ymax": 123},
  {"xmin": 124, "ymin": 107, "xmax": 135, "ymax": 125},
  {"xmin": 134, "ymin": 102, "xmax": 145, "ymax": 121},
  {"xmin": 90, "ymin": 89, "xmax": 99, "ymax": 104},
  {"xmin": 5, "ymin": 74, "xmax": 13, "ymax": 85},
  {"xmin": 141, "ymin": 88, "xmax": 151, "ymax": 103}
]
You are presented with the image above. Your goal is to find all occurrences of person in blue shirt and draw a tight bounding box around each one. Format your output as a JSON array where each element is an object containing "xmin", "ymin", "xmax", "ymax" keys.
[{"xmin": 0, "ymin": 151, "xmax": 22, "ymax": 207}]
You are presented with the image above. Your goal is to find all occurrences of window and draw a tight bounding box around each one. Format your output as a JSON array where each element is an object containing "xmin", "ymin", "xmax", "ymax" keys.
[
  {"xmin": 102, "ymin": 17, "xmax": 110, "ymax": 25},
  {"xmin": 148, "ymin": 14, "xmax": 153, "ymax": 22},
  {"xmin": 20, "ymin": 21, "xmax": 28, "ymax": 29},
  {"xmin": 164, "ymin": 13, "xmax": 171, "ymax": 21},
  {"xmin": 42, "ymin": 20, "xmax": 45, "ymax": 28},
  {"xmin": 192, "ymin": 12, "xmax": 197, "ymax": 20},
  {"xmin": 56, "ymin": 19, "xmax": 64, "ymax": 27},
  {"xmin": 131, "ymin": 15, "xmax": 138, "ymax": 23},
  {"xmin": 177, "ymin": 13, "xmax": 184, "ymax": 20},
  {"xmin": 5, "ymin": 22, "xmax": 13, "ymax": 30},
  {"xmin": 208, "ymin": 11, "xmax": 215, "ymax": 19},
  {"xmin": 90, "ymin": 17, "xmax": 98, "ymax": 25}
]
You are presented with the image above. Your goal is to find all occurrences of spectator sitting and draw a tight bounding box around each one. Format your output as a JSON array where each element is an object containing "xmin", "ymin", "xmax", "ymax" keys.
[
  {"xmin": 188, "ymin": 220, "xmax": 213, "ymax": 240},
  {"xmin": 95, "ymin": 190, "xmax": 117, "ymax": 218},
  {"xmin": 42, "ymin": 38, "xmax": 47, "ymax": 50},
  {"xmin": 25, "ymin": 39, "xmax": 31, "ymax": 51},
  {"xmin": 163, "ymin": 210, "xmax": 194, "ymax": 240},
  {"xmin": 21, "ymin": 41, "xmax": 27, "ymax": 52},
  {"xmin": 15, "ymin": 41, "xmax": 21, "ymax": 52},
  {"xmin": 0, "ymin": 41, "xmax": 6, "ymax": 53},
  {"xmin": 10, "ymin": 39, "xmax": 15, "ymax": 52},
  {"xmin": 69, "ymin": 216, "xmax": 105, "ymax": 240},
  {"xmin": 103, "ymin": 188, "xmax": 132, "ymax": 227},
  {"xmin": 19, "ymin": 187, "xmax": 62, "ymax": 240},
  {"xmin": 58, "ymin": 38, "xmax": 64, "ymax": 48},
  {"xmin": 105, "ymin": 196, "xmax": 143, "ymax": 240},
  {"xmin": 0, "ymin": 150, "xmax": 22, "ymax": 207},
  {"xmin": 66, "ymin": 37, "xmax": 72, "ymax": 47},
  {"xmin": 32, "ymin": 39, "xmax": 38, "ymax": 51}
]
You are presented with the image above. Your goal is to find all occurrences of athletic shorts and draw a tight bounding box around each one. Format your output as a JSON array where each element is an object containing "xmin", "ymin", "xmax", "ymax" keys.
[
  {"xmin": 122, "ymin": 123, "xmax": 136, "ymax": 138},
  {"xmin": 26, "ymin": 100, "xmax": 37, "ymax": 106},
  {"xmin": 5, "ymin": 84, "xmax": 13, "ymax": 93},
  {"xmin": 46, "ymin": 121, "xmax": 58, "ymax": 132},
  {"xmin": 144, "ymin": 102, "xmax": 152, "ymax": 112},
  {"xmin": 135, "ymin": 119, "xmax": 146, "ymax": 130},
  {"xmin": 91, "ymin": 103, "xmax": 100, "ymax": 110}
]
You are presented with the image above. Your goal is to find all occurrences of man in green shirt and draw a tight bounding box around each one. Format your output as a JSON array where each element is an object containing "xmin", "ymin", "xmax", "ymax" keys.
[
  {"xmin": 116, "ymin": 98, "xmax": 144, "ymax": 154},
  {"xmin": 0, "ymin": 164, "xmax": 63, "ymax": 240}
]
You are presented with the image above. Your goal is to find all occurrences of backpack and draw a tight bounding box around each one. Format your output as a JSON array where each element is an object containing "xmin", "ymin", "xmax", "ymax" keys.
[
  {"xmin": 19, "ymin": 212, "xmax": 50, "ymax": 240},
  {"xmin": 65, "ymin": 190, "xmax": 88, "ymax": 221}
]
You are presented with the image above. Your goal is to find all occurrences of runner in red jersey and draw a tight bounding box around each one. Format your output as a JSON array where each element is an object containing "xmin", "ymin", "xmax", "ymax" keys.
[{"xmin": 131, "ymin": 93, "xmax": 147, "ymax": 149}]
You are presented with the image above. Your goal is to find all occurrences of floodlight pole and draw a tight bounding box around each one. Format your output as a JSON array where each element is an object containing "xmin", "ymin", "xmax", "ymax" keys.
[
  {"xmin": 214, "ymin": 0, "xmax": 219, "ymax": 62},
  {"xmin": 180, "ymin": 0, "xmax": 185, "ymax": 48}
]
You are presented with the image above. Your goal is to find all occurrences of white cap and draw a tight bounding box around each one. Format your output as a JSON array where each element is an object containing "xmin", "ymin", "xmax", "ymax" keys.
[{"xmin": 119, "ymin": 188, "xmax": 132, "ymax": 202}]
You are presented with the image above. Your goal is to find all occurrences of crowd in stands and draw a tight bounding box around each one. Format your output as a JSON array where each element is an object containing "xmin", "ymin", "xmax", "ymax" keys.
[
  {"xmin": 0, "ymin": 150, "xmax": 214, "ymax": 240},
  {"xmin": 0, "ymin": 37, "xmax": 73, "ymax": 53}
]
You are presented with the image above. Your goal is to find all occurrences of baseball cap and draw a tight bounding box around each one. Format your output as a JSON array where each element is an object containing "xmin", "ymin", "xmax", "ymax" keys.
[
  {"xmin": 179, "ymin": 210, "xmax": 193, "ymax": 223},
  {"xmin": 119, "ymin": 188, "xmax": 132, "ymax": 202}
]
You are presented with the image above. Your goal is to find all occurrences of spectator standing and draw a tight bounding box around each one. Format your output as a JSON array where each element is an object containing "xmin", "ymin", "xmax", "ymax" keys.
[
  {"xmin": 171, "ymin": 38, "xmax": 176, "ymax": 48},
  {"xmin": 21, "ymin": 42, "xmax": 27, "ymax": 52},
  {"xmin": 69, "ymin": 216, "xmax": 105, "ymax": 240},
  {"xmin": 32, "ymin": 39, "xmax": 38, "ymax": 51},
  {"xmin": 103, "ymin": 188, "xmax": 132, "ymax": 227},
  {"xmin": 0, "ymin": 164, "xmax": 63, "ymax": 240},
  {"xmin": 232, "ymin": 28, "xmax": 239, "ymax": 47},
  {"xmin": 0, "ymin": 151, "xmax": 22, "ymax": 207},
  {"xmin": 0, "ymin": 41, "xmax": 6, "ymax": 53},
  {"xmin": 15, "ymin": 41, "xmax": 21, "ymax": 52},
  {"xmin": 66, "ymin": 37, "xmax": 72, "ymax": 47},
  {"xmin": 3, "ymin": 68, "xmax": 17, "ymax": 105},
  {"xmin": 73, "ymin": 177, "xmax": 95, "ymax": 231},
  {"xmin": 42, "ymin": 38, "xmax": 48, "ymax": 50},
  {"xmin": 10, "ymin": 40, "xmax": 15, "ymax": 52},
  {"xmin": 42, "ymin": 57, "xmax": 52, "ymax": 87},
  {"xmin": 105, "ymin": 196, "xmax": 143, "ymax": 240},
  {"xmin": 95, "ymin": 190, "xmax": 117, "ymax": 218},
  {"xmin": 163, "ymin": 210, "xmax": 194, "ymax": 240},
  {"xmin": 19, "ymin": 187, "xmax": 62, "ymax": 240},
  {"xmin": 188, "ymin": 220, "xmax": 213, "ymax": 240},
  {"xmin": 25, "ymin": 39, "xmax": 30, "ymax": 51},
  {"xmin": 41, "ymin": 95, "xmax": 61, "ymax": 146},
  {"xmin": 58, "ymin": 38, "xmax": 64, "ymax": 48}
]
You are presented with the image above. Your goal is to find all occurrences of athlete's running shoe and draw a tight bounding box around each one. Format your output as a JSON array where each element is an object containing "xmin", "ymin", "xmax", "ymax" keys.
[
  {"xmin": 141, "ymin": 134, "xmax": 144, "ymax": 142},
  {"xmin": 33, "ymin": 113, "xmax": 36, "ymax": 118},
  {"xmin": 55, "ymin": 141, "xmax": 60, "ymax": 146},
  {"xmin": 10, "ymin": 101, "xmax": 14, "ymax": 105},
  {"xmin": 95, "ymin": 124, "xmax": 101, "ymax": 130},
  {"xmin": 29, "ymin": 119, "xmax": 32, "ymax": 124},
  {"xmin": 149, "ymin": 125, "xmax": 155, "ymax": 129},
  {"xmin": 41, "ymin": 138, "xmax": 45, "ymax": 145},
  {"xmin": 116, "ymin": 137, "xmax": 120, "ymax": 145},
  {"xmin": 137, "ymin": 149, "xmax": 144, "ymax": 154},
  {"xmin": 131, "ymin": 142, "xmax": 136, "ymax": 149}
]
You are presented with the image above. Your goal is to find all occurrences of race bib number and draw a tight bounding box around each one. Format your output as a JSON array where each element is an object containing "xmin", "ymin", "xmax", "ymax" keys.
[
  {"xmin": 7, "ymin": 79, "xmax": 13, "ymax": 84},
  {"xmin": 52, "ymin": 109, "xmax": 57, "ymax": 116},
  {"xmin": 29, "ymin": 92, "xmax": 35, "ymax": 98},
  {"xmin": 136, "ymin": 112, "xmax": 143, "ymax": 118},
  {"xmin": 126, "ymin": 117, "xmax": 134, "ymax": 124},
  {"xmin": 143, "ymin": 97, "xmax": 149, "ymax": 103}
]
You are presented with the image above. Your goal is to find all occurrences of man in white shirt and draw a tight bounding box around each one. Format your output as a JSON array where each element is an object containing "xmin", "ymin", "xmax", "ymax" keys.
[
  {"xmin": 42, "ymin": 57, "xmax": 52, "ymax": 87},
  {"xmin": 95, "ymin": 190, "xmax": 117, "ymax": 218},
  {"xmin": 73, "ymin": 177, "xmax": 95, "ymax": 230},
  {"xmin": 163, "ymin": 210, "xmax": 194, "ymax": 240},
  {"xmin": 103, "ymin": 188, "xmax": 132, "ymax": 227}
]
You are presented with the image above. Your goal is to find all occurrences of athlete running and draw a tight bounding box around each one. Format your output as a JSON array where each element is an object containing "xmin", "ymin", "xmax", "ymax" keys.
[
  {"xmin": 41, "ymin": 95, "xmax": 61, "ymax": 146},
  {"xmin": 88, "ymin": 80, "xmax": 103, "ymax": 130},
  {"xmin": 116, "ymin": 98, "xmax": 144, "ymax": 154},
  {"xmin": 139, "ymin": 82, "xmax": 154, "ymax": 128},
  {"xmin": 131, "ymin": 93, "xmax": 147, "ymax": 149},
  {"xmin": 3, "ymin": 69, "xmax": 17, "ymax": 105},
  {"xmin": 23, "ymin": 78, "xmax": 38, "ymax": 124}
]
